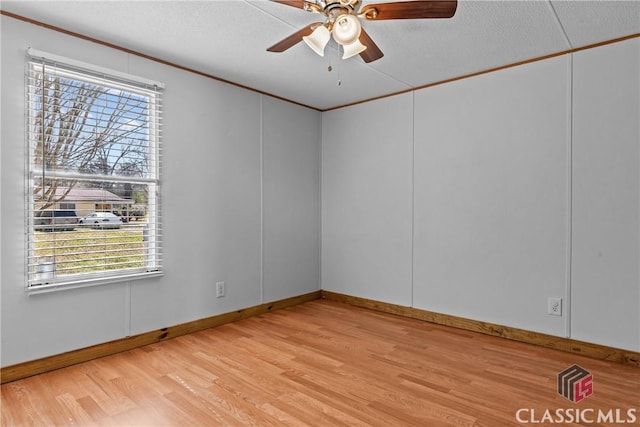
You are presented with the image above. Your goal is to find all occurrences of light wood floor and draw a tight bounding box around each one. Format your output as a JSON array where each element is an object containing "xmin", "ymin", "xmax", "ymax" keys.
[{"xmin": 1, "ymin": 300, "xmax": 638, "ymax": 426}]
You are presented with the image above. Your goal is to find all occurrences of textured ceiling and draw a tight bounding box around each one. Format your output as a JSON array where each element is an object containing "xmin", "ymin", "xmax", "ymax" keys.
[{"xmin": 2, "ymin": 0, "xmax": 639, "ymax": 110}]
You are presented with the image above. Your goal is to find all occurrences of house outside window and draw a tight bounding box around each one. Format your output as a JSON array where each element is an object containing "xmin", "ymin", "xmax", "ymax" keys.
[{"xmin": 26, "ymin": 49, "xmax": 164, "ymax": 293}]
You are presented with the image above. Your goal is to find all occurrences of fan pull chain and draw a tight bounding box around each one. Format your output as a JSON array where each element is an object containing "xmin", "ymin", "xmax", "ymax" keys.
[
  {"xmin": 326, "ymin": 49, "xmax": 342, "ymax": 87},
  {"xmin": 337, "ymin": 52, "xmax": 343, "ymax": 86}
]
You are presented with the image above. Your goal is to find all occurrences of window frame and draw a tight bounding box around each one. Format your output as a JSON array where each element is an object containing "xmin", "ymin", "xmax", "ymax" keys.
[{"xmin": 25, "ymin": 49, "xmax": 164, "ymax": 294}]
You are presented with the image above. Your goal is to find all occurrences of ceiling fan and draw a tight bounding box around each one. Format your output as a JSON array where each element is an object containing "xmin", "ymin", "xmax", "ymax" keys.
[{"xmin": 266, "ymin": 0, "xmax": 458, "ymax": 63}]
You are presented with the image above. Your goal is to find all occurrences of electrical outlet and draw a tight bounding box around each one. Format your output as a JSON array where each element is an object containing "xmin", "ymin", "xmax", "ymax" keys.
[
  {"xmin": 216, "ymin": 281, "xmax": 225, "ymax": 298},
  {"xmin": 548, "ymin": 297, "xmax": 562, "ymax": 316}
]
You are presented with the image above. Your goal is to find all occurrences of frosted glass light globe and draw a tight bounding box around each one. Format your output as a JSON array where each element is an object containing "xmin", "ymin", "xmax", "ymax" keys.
[
  {"xmin": 332, "ymin": 14, "xmax": 361, "ymax": 46},
  {"xmin": 342, "ymin": 39, "xmax": 367, "ymax": 59},
  {"xmin": 303, "ymin": 25, "xmax": 331, "ymax": 56}
]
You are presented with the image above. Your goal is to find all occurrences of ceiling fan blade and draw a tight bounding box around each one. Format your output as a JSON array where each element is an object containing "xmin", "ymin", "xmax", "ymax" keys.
[
  {"xmin": 359, "ymin": 29, "xmax": 384, "ymax": 63},
  {"xmin": 361, "ymin": 0, "xmax": 457, "ymax": 20},
  {"xmin": 266, "ymin": 24, "xmax": 317, "ymax": 53}
]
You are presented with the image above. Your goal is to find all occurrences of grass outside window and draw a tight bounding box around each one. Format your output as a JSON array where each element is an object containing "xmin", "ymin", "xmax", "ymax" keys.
[{"xmin": 34, "ymin": 227, "xmax": 145, "ymax": 276}]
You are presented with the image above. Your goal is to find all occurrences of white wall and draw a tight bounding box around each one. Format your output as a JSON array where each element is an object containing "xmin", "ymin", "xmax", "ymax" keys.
[
  {"xmin": 322, "ymin": 94, "xmax": 414, "ymax": 306},
  {"xmin": 570, "ymin": 39, "xmax": 639, "ymax": 350},
  {"xmin": 0, "ymin": 16, "xmax": 320, "ymax": 366},
  {"xmin": 413, "ymin": 56, "xmax": 570, "ymax": 336},
  {"xmin": 262, "ymin": 97, "xmax": 321, "ymax": 302},
  {"xmin": 321, "ymin": 39, "xmax": 639, "ymax": 351}
]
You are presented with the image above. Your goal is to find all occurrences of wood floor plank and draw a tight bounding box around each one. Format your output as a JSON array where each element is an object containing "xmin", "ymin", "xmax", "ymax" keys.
[{"xmin": 2, "ymin": 300, "xmax": 638, "ymax": 426}]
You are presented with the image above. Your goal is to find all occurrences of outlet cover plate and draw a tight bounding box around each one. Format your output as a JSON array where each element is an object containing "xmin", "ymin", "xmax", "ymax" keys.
[
  {"xmin": 216, "ymin": 281, "xmax": 225, "ymax": 298},
  {"xmin": 548, "ymin": 297, "xmax": 562, "ymax": 316}
]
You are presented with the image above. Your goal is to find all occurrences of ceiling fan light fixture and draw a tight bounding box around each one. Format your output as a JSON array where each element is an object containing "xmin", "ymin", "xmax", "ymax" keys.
[
  {"xmin": 341, "ymin": 38, "xmax": 367, "ymax": 59},
  {"xmin": 268, "ymin": 0, "xmax": 458, "ymax": 64},
  {"xmin": 332, "ymin": 14, "xmax": 361, "ymax": 45},
  {"xmin": 303, "ymin": 24, "xmax": 331, "ymax": 56}
]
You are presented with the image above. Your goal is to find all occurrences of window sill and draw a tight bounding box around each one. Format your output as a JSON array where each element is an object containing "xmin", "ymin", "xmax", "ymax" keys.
[{"xmin": 26, "ymin": 270, "xmax": 164, "ymax": 295}]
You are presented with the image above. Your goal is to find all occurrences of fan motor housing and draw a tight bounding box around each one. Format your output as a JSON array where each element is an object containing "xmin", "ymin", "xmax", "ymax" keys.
[{"xmin": 323, "ymin": 0, "xmax": 361, "ymax": 15}]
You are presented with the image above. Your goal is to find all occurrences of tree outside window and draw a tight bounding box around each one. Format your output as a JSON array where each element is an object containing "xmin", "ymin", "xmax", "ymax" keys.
[{"xmin": 27, "ymin": 55, "xmax": 163, "ymax": 291}]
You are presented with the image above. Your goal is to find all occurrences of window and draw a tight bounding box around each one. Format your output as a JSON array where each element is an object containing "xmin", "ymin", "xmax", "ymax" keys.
[{"xmin": 26, "ymin": 49, "xmax": 164, "ymax": 293}]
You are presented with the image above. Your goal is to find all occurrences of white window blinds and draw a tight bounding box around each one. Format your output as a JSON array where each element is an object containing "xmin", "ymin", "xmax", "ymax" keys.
[{"xmin": 26, "ymin": 49, "xmax": 164, "ymax": 293}]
